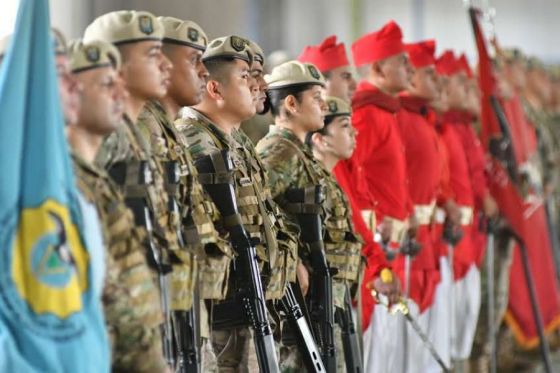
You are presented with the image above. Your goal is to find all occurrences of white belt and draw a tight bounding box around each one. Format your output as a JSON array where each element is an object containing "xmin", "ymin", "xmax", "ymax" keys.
[
  {"xmin": 459, "ymin": 206, "xmax": 474, "ymax": 226},
  {"xmin": 361, "ymin": 209, "xmax": 377, "ymax": 232},
  {"xmin": 385, "ymin": 216, "xmax": 408, "ymax": 244},
  {"xmin": 434, "ymin": 207, "xmax": 446, "ymax": 224},
  {"xmin": 414, "ymin": 202, "xmax": 436, "ymax": 225}
]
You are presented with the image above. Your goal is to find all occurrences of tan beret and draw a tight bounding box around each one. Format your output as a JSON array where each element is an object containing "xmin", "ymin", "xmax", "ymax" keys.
[
  {"xmin": 325, "ymin": 96, "xmax": 351, "ymax": 118},
  {"xmin": 83, "ymin": 10, "xmax": 163, "ymax": 46},
  {"xmin": 501, "ymin": 48, "xmax": 524, "ymax": 63},
  {"xmin": 265, "ymin": 60, "xmax": 325, "ymax": 90},
  {"xmin": 202, "ymin": 35, "xmax": 253, "ymax": 63},
  {"xmin": 248, "ymin": 40, "xmax": 265, "ymax": 65},
  {"xmin": 69, "ymin": 39, "xmax": 121, "ymax": 73},
  {"xmin": 0, "ymin": 35, "xmax": 11, "ymax": 58},
  {"xmin": 158, "ymin": 16, "xmax": 207, "ymax": 51},
  {"xmin": 548, "ymin": 65, "xmax": 560, "ymax": 81},
  {"xmin": 526, "ymin": 56, "xmax": 545, "ymax": 71},
  {"xmin": 52, "ymin": 28, "xmax": 67, "ymax": 55}
]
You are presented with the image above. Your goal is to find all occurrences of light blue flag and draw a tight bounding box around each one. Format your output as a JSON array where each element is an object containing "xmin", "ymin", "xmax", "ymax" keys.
[{"xmin": 0, "ymin": 0, "xmax": 110, "ymax": 371}]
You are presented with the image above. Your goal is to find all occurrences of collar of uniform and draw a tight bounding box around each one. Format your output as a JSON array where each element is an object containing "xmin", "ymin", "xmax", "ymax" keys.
[
  {"xmin": 352, "ymin": 81, "xmax": 401, "ymax": 113},
  {"xmin": 146, "ymin": 99, "xmax": 167, "ymax": 117},
  {"xmin": 267, "ymin": 124, "xmax": 315, "ymax": 157},
  {"xmin": 183, "ymin": 106, "xmax": 236, "ymax": 147},
  {"xmin": 442, "ymin": 109, "xmax": 473, "ymax": 124},
  {"xmin": 267, "ymin": 124, "xmax": 305, "ymax": 146},
  {"xmin": 399, "ymin": 94, "xmax": 428, "ymax": 115},
  {"xmin": 71, "ymin": 149, "xmax": 105, "ymax": 178}
]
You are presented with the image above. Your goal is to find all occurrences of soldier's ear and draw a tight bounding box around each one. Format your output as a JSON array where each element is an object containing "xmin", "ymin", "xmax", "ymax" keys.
[
  {"xmin": 284, "ymin": 94, "xmax": 299, "ymax": 116},
  {"xmin": 310, "ymin": 132, "xmax": 324, "ymax": 148},
  {"xmin": 206, "ymin": 79, "xmax": 224, "ymax": 101}
]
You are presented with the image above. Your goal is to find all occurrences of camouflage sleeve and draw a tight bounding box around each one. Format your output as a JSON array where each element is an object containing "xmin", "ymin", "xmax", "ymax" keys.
[
  {"xmin": 103, "ymin": 224, "xmax": 168, "ymax": 373},
  {"xmin": 257, "ymin": 140, "xmax": 301, "ymax": 199},
  {"xmin": 176, "ymin": 119, "xmax": 222, "ymax": 161},
  {"xmin": 95, "ymin": 125, "xmax": 132, "ymax": 170},
  {"xmin": 137, "ymin": 107, "xmax": 167, "ymax": 158}
]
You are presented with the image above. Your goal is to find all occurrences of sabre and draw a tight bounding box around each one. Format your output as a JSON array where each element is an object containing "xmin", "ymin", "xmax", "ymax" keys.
[
  {"xmin": 371, "ymin": 270, "xmax": 450, "ymax": 373},
  {"xmin": 371, "ymin": 290, "xmax": 450, "ymax": 373}
]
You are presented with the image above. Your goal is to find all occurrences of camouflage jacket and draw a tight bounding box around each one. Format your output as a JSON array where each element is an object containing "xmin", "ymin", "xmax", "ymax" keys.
[
  {"xmin": 94, "ymin": 114, "xmax": 191, "ymax": 310},
  {"xmin": 523, "ymin": 100, "xmax": 560, "ymax": 186},
  {"xmin": 138, "ymin": 100, "xmax": 232, "ymax": 301},
  {"xmin": 256, "ymin": 126, "xmax": 362, "ymax": 304},
  {"xmin": 72, "ymin": 152, "xmax": 167, "ymax": 373},
  {"xmin": 176, "ymin": 108, "xmax": 295, "ymax": 300}
]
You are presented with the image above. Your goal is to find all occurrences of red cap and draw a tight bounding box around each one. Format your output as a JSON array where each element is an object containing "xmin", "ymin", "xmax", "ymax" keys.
[
  {"xmin": 405, "ymin": 39, "xmax": 436, "ymax": 68},
  {"xmin": 435, "ymin": 50, "xmax": 462, "ymax": 76},
  {"xmin": 297, "ymin": 35, "xmax": 350, "ymax": 72},
  {"xmin": 351, "ymin": 20, "xmax": 405, "ymax": 67},
  {"xmin": 457, "ymin": 53, "xmax": 473, "ymax": 78}
]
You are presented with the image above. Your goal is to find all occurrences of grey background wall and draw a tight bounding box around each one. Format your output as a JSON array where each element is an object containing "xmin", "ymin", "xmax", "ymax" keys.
[{"xmin": 1, "ymin": 0, "xmax": 559, "ymax": 64}]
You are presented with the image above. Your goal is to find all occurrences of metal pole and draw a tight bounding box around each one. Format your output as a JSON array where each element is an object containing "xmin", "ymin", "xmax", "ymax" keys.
[
  {"xmin": 512, "ymin": 233, "xmax": 553, "ymax": 373},
  {"xmin": 486, "ymin": 229, "xmax": 497, "ymax": 373}
]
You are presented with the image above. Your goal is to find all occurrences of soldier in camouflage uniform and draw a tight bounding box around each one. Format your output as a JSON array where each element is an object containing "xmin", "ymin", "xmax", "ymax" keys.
[
  {"xmin": 176, "ymin": 35, "xmax": 295, "ymax": 372},
  {"xmin": 135, "ymin": 17, "xmax": 233, "ymax": 372},
  {"xmin": 232, "ymin": 40, "xmax": 301, "ymax": 371},
  {"xmin": 255, "ymin": 60, "xmax": 330, "ymax": 372},
  {"xmin": 83, "ymin": 10, "xmax": 186, "ymax": 369},
  {"xmin": 66, "ymin": 39, "xmax": 168, "ymax": 372},
  {"xmin": 523, "ymin": 57, "xmax": 560, "ymax": 194},
  {"xmin": 306, "ymin": 96, "xmax": 363, "ymax": 373}
]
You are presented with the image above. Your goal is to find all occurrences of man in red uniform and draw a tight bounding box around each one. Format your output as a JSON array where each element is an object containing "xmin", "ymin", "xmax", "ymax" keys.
[
  {"xmin": 297, "ymin": 33, "xmax": 396, "ymax": 336},
  {"xmin": 349, "ymin": 20, "xmax": 419, "ymax": 373},
  {"xmin": 297, "ymin": 35, "xmax": 357, "ymax": 102},
  {"xmin": 397, "ymin": 39, "xmax": 447, "ymax": 372},
  {"xmin": 436, "ymin": 50, "xmax": 482, "ymax": 365}
]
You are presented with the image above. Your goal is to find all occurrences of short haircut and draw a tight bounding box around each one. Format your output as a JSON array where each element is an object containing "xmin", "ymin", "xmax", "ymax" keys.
[
  {"xmin": 203, "ymin": 56, "xmax": 238, "ymax": 85},
  {"xmin": 268, "ymin": 83, "xmax": 316, "ymax": 117}
]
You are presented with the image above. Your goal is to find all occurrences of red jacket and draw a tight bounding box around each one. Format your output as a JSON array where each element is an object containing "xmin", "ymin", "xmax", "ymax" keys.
[
  {"xmin": 438, "ymin": 117, "xmax": 476, "ymax": 279},
  {"xmin": 350, "ymin": 81, "xmax": 413, "ymax": 221},
  {"xmin": 396, "ymin": 96, "xmax": 442, "ymax": 310}
]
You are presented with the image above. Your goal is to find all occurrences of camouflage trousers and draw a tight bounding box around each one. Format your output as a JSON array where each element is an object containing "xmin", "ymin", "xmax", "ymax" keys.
[
  {"xmin": 279, "ymin": 306, "xmax": 346, "ymax": 373},
  {"xmin": 467, "ymin": 231, "xmax": 514, "ymax": 372},
  {"xmin": 211, "ymin": 327, "xmax": 260, "ymax": 373}
]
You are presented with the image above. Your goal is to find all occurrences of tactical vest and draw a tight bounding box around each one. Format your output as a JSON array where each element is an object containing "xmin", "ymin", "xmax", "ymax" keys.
[
  {"xmin": 110, "ymin": 116, "xmax": 194, "ymax": 311},
  {"xmin": 235, "ymin": 129, "xmax": 298, "ymax": 295},
  {"xmin": 257, "ymin": 131, "xmax": 361, "ymax": 282},
  {"xmin": 180, "ymin": 115, "xmax": 294, "ymax": 300},
  {"xmin": 71, "ymin": 154, "xmax": 165, "ymax": 367},
  {"xmin": 139, "ymin": 102, "xmax": 232, "ymax": 301},
  {"xmin": 322, "ymin": 173, "xmax": 363, "ymax": 282}
]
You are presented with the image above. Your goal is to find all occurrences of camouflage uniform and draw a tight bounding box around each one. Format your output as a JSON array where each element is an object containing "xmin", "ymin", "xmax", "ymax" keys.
[
  {"xmin": 176, "ymin": 107, "xmax": 297, "ymax": 372},
  {"xmin": 257, "ymin": 126, "xmax": 361, "ymax": 372},
  {"xmin": 137, "ymin": 101, "xmax": 235, "ymax": 371},
  {"xmin": 523, "ymin": 101, "xmax": 560, "ymax": 189},
  {"xmin": 95, "ymin": 115, "xmax": 184, "ymax": 369},
  {"xmin": 72, "ymin": 153, "xmax": 167, "ymax": 372}
]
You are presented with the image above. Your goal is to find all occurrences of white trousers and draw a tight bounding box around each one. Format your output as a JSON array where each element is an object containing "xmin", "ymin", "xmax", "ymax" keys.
[
  {"xmin": 451, "ymin": 264, "xmax": 481, "ymax": 360},
  {"xmin": 364, "ymin": 299, "xmax": 431, "ymax": 373}
]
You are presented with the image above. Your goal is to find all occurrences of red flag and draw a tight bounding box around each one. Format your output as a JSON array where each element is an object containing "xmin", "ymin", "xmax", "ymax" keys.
[{"xmin": 469, "ymin": 6, "xmax": 560, "ymax": 348}]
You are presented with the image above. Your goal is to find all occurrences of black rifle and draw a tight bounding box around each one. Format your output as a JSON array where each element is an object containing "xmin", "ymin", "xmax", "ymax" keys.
[
  {"xmin": 285, "ymin": 185, "xmax": 336, "ymax": 373},
  {"xmin": 194, "ymin": 150, "xmax": 279, "ymax": 373},
  {"xmin": 281, "ymin": 283, "xmax": 326, "ymax": 372},
  {"xmin": 335, "ymin": 284, "xmax": 363, "ymax": 373},
  {"xmin": 163, "ymin": 161, "xmax": 201, "ymax": 373},
  {"xmin": 108, "ymin": 161, "xmax": 175, "ymax": 368}
]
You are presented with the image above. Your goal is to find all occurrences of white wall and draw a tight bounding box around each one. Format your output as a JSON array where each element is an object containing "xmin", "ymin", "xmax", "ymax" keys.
[{"xmin": 1, "ymin": 0, "xmax": 559, "ymax": 63}]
